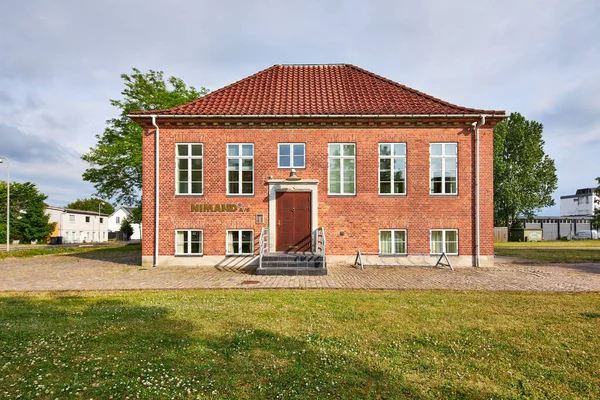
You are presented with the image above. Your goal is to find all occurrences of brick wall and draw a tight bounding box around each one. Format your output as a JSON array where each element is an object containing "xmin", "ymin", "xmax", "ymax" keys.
[{"xmin": 141, "ymin": 122, "xmax": 494, "ymax": 259}]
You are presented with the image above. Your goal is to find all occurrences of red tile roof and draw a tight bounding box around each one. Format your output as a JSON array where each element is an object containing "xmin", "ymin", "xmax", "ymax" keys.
[{"xmin": 131, "ymin": 64, "xmax": 504, "ymax": 116}]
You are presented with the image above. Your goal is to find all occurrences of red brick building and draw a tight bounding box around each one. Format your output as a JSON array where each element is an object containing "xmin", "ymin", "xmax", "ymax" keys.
[{"xmin": 130, "ymin": 64, "xmax": 505, "ymax": 273}]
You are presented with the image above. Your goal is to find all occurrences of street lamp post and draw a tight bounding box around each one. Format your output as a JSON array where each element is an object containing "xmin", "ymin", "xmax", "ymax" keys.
[{"xmin": 0, "ymin": 157, "xmax": 9, "ymax": 252}]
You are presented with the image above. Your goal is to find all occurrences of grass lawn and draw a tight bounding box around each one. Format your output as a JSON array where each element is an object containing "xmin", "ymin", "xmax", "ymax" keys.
[
  {"xmin": 0, "ymin": 243, "xmax": 141, "ymax": 260},
  {"xmin": 1, "ymin": 291, "xmax": 599, "ymax": 399},
  {"xmin": 495, "ymin": 240, "xmax": 600, "ymax": 263}
]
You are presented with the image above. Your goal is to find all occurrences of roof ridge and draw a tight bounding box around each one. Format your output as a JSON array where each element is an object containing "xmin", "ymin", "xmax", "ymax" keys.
[{"xmin": 343, "ymin": 64, "xmax": 484, "ymax": 113}]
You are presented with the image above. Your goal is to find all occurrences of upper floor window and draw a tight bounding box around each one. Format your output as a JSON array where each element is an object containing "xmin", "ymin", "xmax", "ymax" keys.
[
  {"xmin": 176, "ymin": 230, "xmax": 203, "ymax": 255},
  {"xmin": 100, "ymin": 218, "xmax": 104, "ymax": 223},
  {"xmin": 379, "ymin": 229, "xmax": 407, "ymax": 255},
  {"xmin": 430, "ymin": 229, "xmax": 458, "ymax": 255},
  {"xmin": 69, "ymin": 215, "xmax": 75, "ymax": 223},
  {"xmin": 278, "ymin": 143, "xmax": 305, "ymax": 168},
  {"xmin": 430, "ymin": 143, "xmax": 457, "ymax": 195},
  {"xmin": 176, "ymin": 144, "xmax": 203, "ymax": 195},
  {"xmin": 227, "ymin": 144, "xmax": 254, "ymax": 195},
  {"xmin": 328, "ymin": 143, "xmax": 355, "ymax": 195},
  {"xmin": 85, "ymin": 216, "xmax": 90, "ymax": 223},
  {"xmin": 115, "ymin": 216, "xmax": 120, "ymax": 224},
  {"xmin": 379, "ymin": 143, "xmax": 406, "ymax": 195}
]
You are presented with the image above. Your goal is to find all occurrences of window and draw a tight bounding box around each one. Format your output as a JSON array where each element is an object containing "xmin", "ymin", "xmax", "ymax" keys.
[
  {"xmin": 430, "ymin": 230, "xmax": 458, "ymax": 255},
  {"xmin": 227, "ymin": 144, "xmax": 254, "ymax": 195},
  {"xmin": 278, "ymin": 143, "xmax": 305, "ymax": 168},
  {"xmin": 379, "ymin": 230, "xmax": 407, "ymax": 254},
  {"xmin": 176, "ymin": 144, "xmax": 203, "ymax": 194},
  {"xmin": 85, "ymin": 216, "xmax": 90, "ymax": 223},
  {"xmin": 379, "ymin": 143, "xmax": 406, "ymax": 195},
  {"xmin": 116, "ymin": 216, "xmax": 120, "ymax": 224},
  {"xmin": 227, "ymin": 230, "xmax": 254, "ymax": 255},
  {"xmin": 69, "ymin": 215, "xmax": 75, "ymax": 223},
  {"xmin": 328, "ymin": 143, "xmax": 356, "ymax": 195},
  {"xmin": 100, "ymin": 218, "xmax": 104, "ymax": 223},
  {"xmin": 176, "ymin": 230, "xmax": 203, "ymax": 255},
  {"xmin": 430, "ymin": 143, "xmax": 457, "ymax": 194}
]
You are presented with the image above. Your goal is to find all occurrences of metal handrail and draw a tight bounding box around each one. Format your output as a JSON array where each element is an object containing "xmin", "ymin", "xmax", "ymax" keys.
[{"xmin": 259, "ymin": 227, "xmax": 269, "ymax": 268}]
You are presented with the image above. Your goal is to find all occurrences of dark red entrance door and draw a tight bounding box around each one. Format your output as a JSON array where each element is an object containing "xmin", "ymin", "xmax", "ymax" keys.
[{"xmin": 276, "ymin": 192, "xmax": 311, "ymax": 252}]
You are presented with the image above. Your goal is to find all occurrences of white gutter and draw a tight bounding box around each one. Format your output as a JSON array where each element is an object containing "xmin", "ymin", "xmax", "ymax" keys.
[
  {"xmin": 151, "ymin": 115, "xmax": 160, "ymax": 267},
  {"xmin": 129, "ymin": 113, "xmax": 505, "ymax": 119},
  {"xmin": 472, "ymin": 115, "xmax": 486, "ymax": 267}
]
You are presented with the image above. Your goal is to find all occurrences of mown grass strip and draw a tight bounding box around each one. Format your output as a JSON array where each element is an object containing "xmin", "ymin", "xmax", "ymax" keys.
[
  {"xmin": 1, "ymin": 290, "xmax": 599, "ymax": 399},
  {"xmin": 0, "ymin": 243, "xmax": 141, "ymax": 260},
  {"xmin": 494, "ymin": 247, "xmax": 600, "ymax": 263},
  {"xmin": 495, "ymin": 240, "xmax": 600, "ymax": 248}
]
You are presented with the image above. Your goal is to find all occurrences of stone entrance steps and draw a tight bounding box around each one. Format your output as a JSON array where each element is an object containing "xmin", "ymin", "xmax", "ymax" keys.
[{"xmin": 257, "ymin": 252, "xmax": 327, "ymax": 275}]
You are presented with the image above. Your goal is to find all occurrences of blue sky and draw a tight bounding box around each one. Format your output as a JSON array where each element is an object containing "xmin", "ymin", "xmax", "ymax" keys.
[{"xmin": 1, "ymin": 0, "xmax": 599, "ymax": 214}]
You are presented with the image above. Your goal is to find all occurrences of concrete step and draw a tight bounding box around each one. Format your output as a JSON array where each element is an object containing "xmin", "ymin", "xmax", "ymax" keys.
[
  {"xmin": 256, "ymin": 266, "xmax": 328, "ymax": 276},
  {"xmin": 257, "ymin": 252, "xmax": 327, "ymax": 275}
]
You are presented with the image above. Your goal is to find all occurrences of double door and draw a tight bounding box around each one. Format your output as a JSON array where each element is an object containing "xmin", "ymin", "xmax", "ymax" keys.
[{"xmin": 275, "ymin": 192, "xmax": 311, "ymax": 252}]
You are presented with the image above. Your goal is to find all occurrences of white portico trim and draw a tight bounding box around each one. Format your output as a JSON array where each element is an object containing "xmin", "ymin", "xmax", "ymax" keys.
[{"xmin": 266, "ymin": 176, "xmax": 319, "ymax": 253}]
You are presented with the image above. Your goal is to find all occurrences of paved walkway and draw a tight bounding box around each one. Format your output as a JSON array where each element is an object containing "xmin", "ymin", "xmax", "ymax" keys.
[{"xmin": 1, "ymin": 250, "xmax": 599, "ymax": 292}]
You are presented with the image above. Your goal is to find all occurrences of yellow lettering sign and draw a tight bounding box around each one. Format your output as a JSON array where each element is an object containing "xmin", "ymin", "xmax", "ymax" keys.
[{"xmin": 191, "ymin": 203, "xmax": 249, "ymax": 213}]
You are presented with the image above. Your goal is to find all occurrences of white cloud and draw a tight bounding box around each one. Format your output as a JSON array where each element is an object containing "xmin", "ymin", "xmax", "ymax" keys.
[{"xmin": 0, "ymin": 0, "xmax": 599, "ymax": 211}]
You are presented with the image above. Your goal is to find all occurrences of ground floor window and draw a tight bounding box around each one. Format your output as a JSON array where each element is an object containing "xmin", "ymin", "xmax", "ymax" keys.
[
  {"xmin": 227, "ymin": 230, "xmax": 254, "ymax": 255},
  {"xmin": 430, "ymin": 230, "xmax": 458, "ymax": 255},
  {"xmin": 379, "ymin": 230, "xmax": 407, "ymax": 254},
  {"xmin": 176, "ymin": 230, "xmax": 203, "ymax": 255}
]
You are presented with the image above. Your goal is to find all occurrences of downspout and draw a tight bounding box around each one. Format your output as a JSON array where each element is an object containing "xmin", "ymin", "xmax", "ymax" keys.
[
  {"xmin": 472, "ymin": 115, "xmax": 486, "ymax": 267},
  {"xmin": 151, "ymin": 115, "xmax": 160, "ymax": 267}
]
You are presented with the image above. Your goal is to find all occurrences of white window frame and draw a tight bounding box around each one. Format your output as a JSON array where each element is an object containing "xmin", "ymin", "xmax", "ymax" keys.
[
  {"xmin": 226, "ymin": 229, "xmax": 254, "ymax": 255},
  {"xmin": 85, "ymin": 216, "xmax": 90, "ymax": 223},
  {"xmin": 176, "ymin": 143, "xmax": 204, "ymax": 195},
  {"xmin": 226, "ymin": 144, "xmax": 254, "ymax": 195},
  {"xmin": 429, "ymin": 143, "xmax": 458, "ymax": 195},
  {"xmin": 379, "ymin": 229, "xmax": 407, "ymax": 255},
  {"xmin": 115, "ymin": 216, "xmax": 120, "ymax": 224},
  {"xmin": 278, "ymin": 143, "xmax": 306, "ymax": 169},
  {"xmin": 328, "ymin": 143, "xmax": 356, "ymax": 195},
  {"xmin": 378, "ymin": 143, "xmax": 407, "ymax": 195},
  {"xmin": 69, "ymin": 215, "xmax": 75, "ymax": 223},
  {"xmin": 175, "ymin": 229, "xmax": 204, "ymax": 255},
  {"xmin": 430, "ymin": 229, "xmax": 459, "ymax": 255}
]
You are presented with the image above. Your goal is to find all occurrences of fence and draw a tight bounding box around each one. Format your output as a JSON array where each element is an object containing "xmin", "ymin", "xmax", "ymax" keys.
[{"xmin": 494, "ymin": 227, "xmax": 508, "ymax": 242}]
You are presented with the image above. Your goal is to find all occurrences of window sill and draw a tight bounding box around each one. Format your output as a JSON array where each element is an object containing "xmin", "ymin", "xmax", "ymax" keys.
[
  {"xmin": 327, "ymin": 194, "xmax": 356, "ymax": 198},
  {"xmin": 430, "ymin": 253, "xmax": 458, "ymax": 256},
  {"xmin": 175, "ymin": 194, "xmax": 204, "ymax": 198},
  {"xmin": 175, "ymin": 254, "xmax": 204, "ymax": 257},
  {"xmin": 226, "ymin": 194, "xmax": 255, "ymax": 198},
  {"xmin": 278, "ymin": 166, "xmax": 306, "ymax": 170},
  {"xmin": 430, "ymin": 194, "xmax": 459, "ymax": 197},
  {"xmin": 378, "ymin": 194, "xmax": 407, "ymax": 197},
  {"xmin": 225, "ymin": 254, "xmax": 255, "ymax": 257},
  {"xmin": 379, "ymin": 253, "xmax": 408, "ymax": 257}
]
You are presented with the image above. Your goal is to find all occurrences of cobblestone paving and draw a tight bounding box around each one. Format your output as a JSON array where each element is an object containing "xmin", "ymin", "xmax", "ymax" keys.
[{"xmin": 1, "ymin": 251, "xmax": 599, "ymax": 292}]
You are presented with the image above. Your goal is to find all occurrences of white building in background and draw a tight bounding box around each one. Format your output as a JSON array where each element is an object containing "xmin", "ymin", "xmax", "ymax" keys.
[
  {"xmin": 47, "ymin": 206, "xmax": 109, "ymax": 243},
  {"xmin": 107, "ymin": 207, "xmax": 141, "ymax": 240},
  {"xmin": 560, "ymin": 188, "xmax": 599, "ymax": 216}
]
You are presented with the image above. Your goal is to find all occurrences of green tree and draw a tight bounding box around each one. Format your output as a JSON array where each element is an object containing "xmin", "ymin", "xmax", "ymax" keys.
[
  {"xmin": 66, "ymin": 198, "xmax": 115, "ymax": 215},
  {"xmin": 494, "ymin": 112, "xmax": 558, "ymax": 229},
  {"xmin": 0, "ymin": 181, "xmax": 54, "ymax": 243},
  {"xmin": 120, "ymin": 217, "xmax": 134, "ymax": 240},
  {"xmin": 82, "ymin": 68, "xmax": 208, "ymax": 206},
  {"xmin": 592, "ymin": 177, "xmax": 600, "ymax": 230}
]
